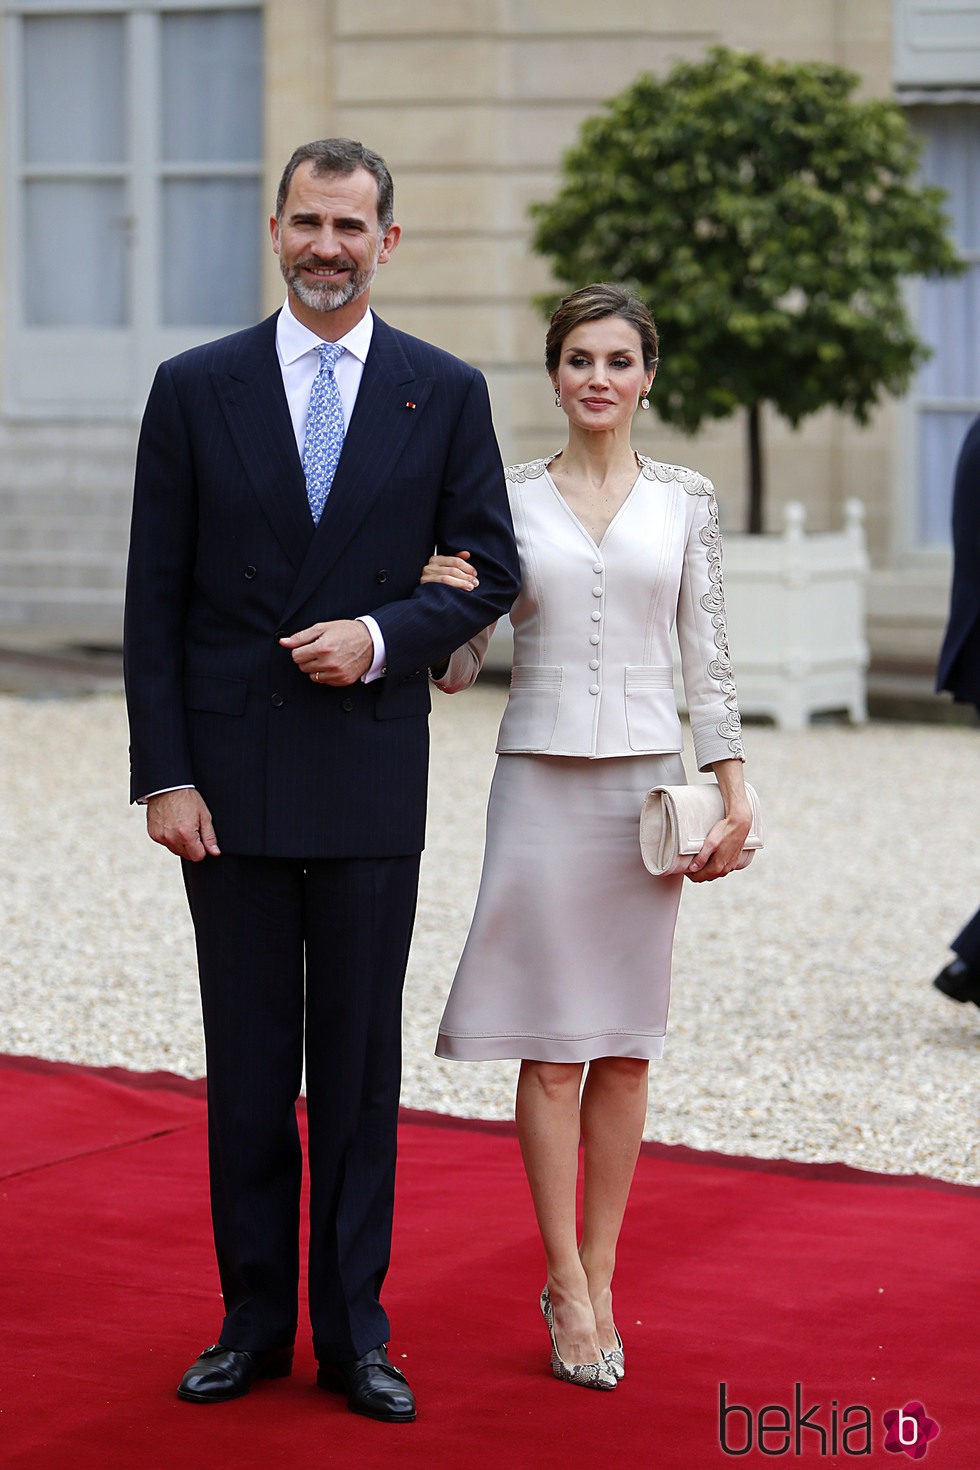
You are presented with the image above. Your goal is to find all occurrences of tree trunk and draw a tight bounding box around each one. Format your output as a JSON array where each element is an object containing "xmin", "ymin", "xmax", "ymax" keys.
[{"xmin": 747, "ymin": 402, "xmax": 765, "ymax": 534}]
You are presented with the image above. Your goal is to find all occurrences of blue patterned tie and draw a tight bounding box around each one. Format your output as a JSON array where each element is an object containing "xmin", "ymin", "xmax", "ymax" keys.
[{"xmin": 302, "ymin": 341, "xmax": 346, "ymax": 523}]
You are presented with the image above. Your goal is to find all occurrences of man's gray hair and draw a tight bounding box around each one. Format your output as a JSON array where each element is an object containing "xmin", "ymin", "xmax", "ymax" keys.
[{"xmin": 275, "ymin": 138, "xmax": 394, "ymax": 232}]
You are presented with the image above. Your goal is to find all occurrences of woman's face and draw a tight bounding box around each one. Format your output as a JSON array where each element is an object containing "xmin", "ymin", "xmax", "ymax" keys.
[{"xmin": 551, "ymin": 316, "xmax": 654, "ymax": 433}]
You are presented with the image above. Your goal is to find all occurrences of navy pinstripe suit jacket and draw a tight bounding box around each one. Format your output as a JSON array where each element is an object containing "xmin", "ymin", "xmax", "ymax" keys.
[
  {"xmin": 937, "ymin": 416, "xmax": 980, "ymax": 713},
  {"xmin": 124, "ymin": 312, "xmax": 519, "ymax": 857}
]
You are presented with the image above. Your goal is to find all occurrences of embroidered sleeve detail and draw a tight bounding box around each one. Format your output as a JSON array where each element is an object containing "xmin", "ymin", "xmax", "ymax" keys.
[
  {"xmin": 505, "ymin": 458, "xmax": 551, "ymax": 484},
  {"xmin": 690, "ymin": 475, "xmax": 744, "ymax": 758},
  {"xmin": 636, "ymin": 455, "xmax": 707, "ymax": 489},
  {"xmin": 638, "ymin": 457, "xmax": 742, "ymax": 754}
]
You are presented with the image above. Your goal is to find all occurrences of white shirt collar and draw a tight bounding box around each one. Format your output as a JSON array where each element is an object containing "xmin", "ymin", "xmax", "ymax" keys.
[{"xmin": 276, "ymin": 297, "xmax": 374, "ymax": 367}]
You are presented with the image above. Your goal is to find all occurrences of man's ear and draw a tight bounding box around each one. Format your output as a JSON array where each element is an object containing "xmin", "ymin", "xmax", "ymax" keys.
[{"xmin": 377, "ymin": 223, "xmax": 402, "ymax": 266}]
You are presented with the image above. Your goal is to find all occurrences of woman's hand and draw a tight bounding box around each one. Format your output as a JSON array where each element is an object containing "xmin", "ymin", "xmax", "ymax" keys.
[
  {"xmin": 420, "ymin": 549, "xmax": 479, "ymax": 591},
  {"xmin": 685, "ymin": 807, "xmax": 753, "ymax": 882},
  {"xmin": 686, "ymin": 758, "xmax": 753, "ymax": 882}
]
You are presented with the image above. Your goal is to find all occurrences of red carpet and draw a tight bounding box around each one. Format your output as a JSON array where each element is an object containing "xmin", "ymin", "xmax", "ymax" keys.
[{"xmin": 0, "ymin": 1054, "xmax": 975, "ymax": 1469}]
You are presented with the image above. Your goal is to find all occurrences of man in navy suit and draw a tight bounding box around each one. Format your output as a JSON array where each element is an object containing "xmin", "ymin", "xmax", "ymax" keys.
[
  {"xmin": 124, "ymin": 138, "xmax": 519, "ymax": 1420},
  {"xmin": 934, "ymin": 416, "xmax": 980, "ymax": 1009}
]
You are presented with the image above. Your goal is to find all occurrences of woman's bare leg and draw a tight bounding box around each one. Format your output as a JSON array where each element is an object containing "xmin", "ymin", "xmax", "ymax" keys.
[
  {"xmin": 579, "ymin": 1056, "xmax": 650, "ymax": 1354},
  {"xmin": 515, "ymin": 1058, "xmax": 601, "ymax": 1365}
]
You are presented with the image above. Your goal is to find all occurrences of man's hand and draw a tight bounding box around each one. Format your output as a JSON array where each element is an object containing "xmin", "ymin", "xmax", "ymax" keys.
[
  {"xmin": 146, "ymin": 789, "xmax": 220, "ymax": 862},
  {"xmin": 280, "ymin": 620, "xmax": 374, "ymax": 685}
]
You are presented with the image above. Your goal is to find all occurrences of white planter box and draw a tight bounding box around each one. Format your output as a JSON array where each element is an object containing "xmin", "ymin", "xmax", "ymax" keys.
[{"xmin": 704, "ymin": 500, "xmax": 870, "ymax": 730}]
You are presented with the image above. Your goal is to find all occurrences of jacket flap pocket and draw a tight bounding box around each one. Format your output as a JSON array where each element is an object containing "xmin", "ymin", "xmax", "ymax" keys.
[
  {"xmin": 625, "ymin": 665, "xmax": 675, "ymax": 692},
  {"xmin": 624, "ymin": 665, "xmax": 681, "ymax": 752},
  {"xmin": 510, "ymin": 664, "xmax": 563, "ymax": 693},
  {"xmin": 496, "ymin": 664, "xmax": 562, "ymax": 752},
  {"xmin": 375, "ymin": 671, "xmax": 431, "ymax": 721},
  {"xmin": 184, "ymin": 672, "xmax": 248, "ymax": 716}
]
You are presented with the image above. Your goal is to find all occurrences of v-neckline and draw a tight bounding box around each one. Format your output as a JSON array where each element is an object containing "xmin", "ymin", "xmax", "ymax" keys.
[{"xmin": 543, "ymin": 456, "xmax": 645, "ymax": 551}]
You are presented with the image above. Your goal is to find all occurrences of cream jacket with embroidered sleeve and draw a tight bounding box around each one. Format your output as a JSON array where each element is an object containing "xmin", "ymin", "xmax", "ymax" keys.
[{"xmin": 433, "ymin": 455, "xmax": 744, "ymax": 771}]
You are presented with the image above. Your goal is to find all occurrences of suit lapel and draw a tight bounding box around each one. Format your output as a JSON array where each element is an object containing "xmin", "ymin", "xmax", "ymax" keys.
[
  {"xmin": 210, "ymin": 314, "xmax": 314, "ymax": 569},
  {"xmin": 279, "ymin": 317, "xmax": 431, "ymax": 625}
]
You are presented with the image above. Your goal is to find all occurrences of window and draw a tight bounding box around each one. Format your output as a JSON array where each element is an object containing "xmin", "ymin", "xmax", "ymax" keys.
[
  {"xmin": 3, "ymin": 2, "xmax": 263, "ymax": 416},
  {"xmin": 909, "ymin": 107, "xmax": 980, "ymax": 545},
  {"xmin": 894, "ymin": 0, "xmax": 980, "ymax": 88}
]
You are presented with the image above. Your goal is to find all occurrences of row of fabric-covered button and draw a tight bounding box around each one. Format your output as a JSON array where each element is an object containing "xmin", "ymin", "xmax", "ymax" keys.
[{"xmin": 589, "ymin": 560, "xmax": 603, "ymax": 695}]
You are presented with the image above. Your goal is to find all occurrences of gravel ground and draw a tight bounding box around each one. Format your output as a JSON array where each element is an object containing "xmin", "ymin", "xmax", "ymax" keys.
[{"xmin": 0, "ymin": 685, "xmax": 977, "ymax": 1186}]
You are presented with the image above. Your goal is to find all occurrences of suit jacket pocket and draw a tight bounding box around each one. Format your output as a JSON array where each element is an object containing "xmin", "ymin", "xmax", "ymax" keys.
[
  {"xmin": 375, "ymin": 670, "xmax": 432, "ymax": 721},
  {"xmin": 184, "ymin": 671, "xmax": 248, "ymax": 717},
  {"xmin": 624, "ymin": 665, "xmax": 679, "ymax": 751},
  {"xmin": 496, "ymin": 665, "xmax": 563, "ymax": 751}
]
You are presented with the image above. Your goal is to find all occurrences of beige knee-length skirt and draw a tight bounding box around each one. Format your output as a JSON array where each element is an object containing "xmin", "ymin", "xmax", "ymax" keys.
[{"xmin": 435, "ymin": 752, "xmax": 686, "ymax": 1063}]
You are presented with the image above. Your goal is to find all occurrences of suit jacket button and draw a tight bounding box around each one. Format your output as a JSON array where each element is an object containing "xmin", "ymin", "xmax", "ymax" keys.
[
  {"xmin": 244, "ymin": 565, "xmax": 257, "ymax": 580},
  {"xmin": 271, "ymin": 692, "xmax": 284, "ymax": 707},
  {"xmin": 342, "ymin": 697, "xmax": 354, "ymax": 712},
  {"xmin": 375, "ymin": 569, "xmax": 389, "ymax": 584}
]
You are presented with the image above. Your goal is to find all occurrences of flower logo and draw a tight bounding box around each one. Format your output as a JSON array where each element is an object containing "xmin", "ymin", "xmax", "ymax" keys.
[{"xmin": 883, "ymin": 1402, "xmax": 940, "ymax": 1459}]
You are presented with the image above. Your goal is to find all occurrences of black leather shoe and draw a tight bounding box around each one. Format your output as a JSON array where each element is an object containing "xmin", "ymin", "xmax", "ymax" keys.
[
  {"xmin": 933, "ymin": 957, "xmax": 980, "ymax": 1007},
  {"xmin": 177, "ymin": 1342, "xmax": 293, "ymax": 1403},
  {"xmin": 317, "ymin": 1345, "xmax": 417, "ymax": 1423}
]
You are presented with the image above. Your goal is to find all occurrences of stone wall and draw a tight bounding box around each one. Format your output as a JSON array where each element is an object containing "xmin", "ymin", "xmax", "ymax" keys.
[{"xmin": 0, "ymin": 0, "xmax": 949, "ymax": 666}]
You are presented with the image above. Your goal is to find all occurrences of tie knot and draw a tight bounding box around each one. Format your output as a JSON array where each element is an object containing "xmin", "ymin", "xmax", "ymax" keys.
[{"xmin": 316, "ymin": 341, "xmax": 344, "ymax": 371}]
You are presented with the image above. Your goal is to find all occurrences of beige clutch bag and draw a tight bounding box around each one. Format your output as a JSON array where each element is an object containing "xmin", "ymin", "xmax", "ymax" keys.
[{"xmin": 639, "ymin": 782, "xmax": 764, "ymax": 877}]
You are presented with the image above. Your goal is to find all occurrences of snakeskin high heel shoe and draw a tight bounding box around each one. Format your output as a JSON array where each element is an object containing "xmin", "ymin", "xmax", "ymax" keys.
[
  {"xmin": 540, "ymin": 1287, "xmax": 617, "ymax": 1391},
  {"xmin": 602, "ymin": 1329, "xmax": 625, "ymax": 1381}
]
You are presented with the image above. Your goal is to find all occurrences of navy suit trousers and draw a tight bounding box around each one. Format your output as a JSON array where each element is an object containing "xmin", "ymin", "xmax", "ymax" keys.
[
  {"xmin": 181, "ymin": 850, "xmax": 420, "ymax": 1362},
  {"xmin": 953, "ymin": 906, "xmax": 980, "ymax": 970}
]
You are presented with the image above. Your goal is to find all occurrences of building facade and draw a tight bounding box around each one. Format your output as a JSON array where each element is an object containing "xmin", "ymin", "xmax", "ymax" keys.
[{"xmin": 1, "ymin": 0, "xmax": 977, "ymax": 670}]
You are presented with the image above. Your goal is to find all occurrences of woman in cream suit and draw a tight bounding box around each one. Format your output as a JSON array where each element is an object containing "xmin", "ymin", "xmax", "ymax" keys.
[{"xmin": 423, "ymin": 284, "xmax": 751, "ymax": 1391}]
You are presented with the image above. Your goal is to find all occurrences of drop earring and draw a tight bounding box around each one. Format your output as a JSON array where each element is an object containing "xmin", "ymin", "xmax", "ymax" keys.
[
  {"xmin": 639, "ymin": 393, "xmax": 650, "ymax": 410},
  {"xmin": 554, "ymin": 388, "xmax": 562, "ymax": 408}
]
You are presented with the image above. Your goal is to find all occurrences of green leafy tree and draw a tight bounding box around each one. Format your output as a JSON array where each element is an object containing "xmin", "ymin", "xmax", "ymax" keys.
[{"xmin": 530, "ymin": 47, "xmax": 963, "ymax": 531}]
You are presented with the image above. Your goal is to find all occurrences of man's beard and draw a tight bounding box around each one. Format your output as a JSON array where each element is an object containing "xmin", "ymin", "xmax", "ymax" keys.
[{"xmin": 280, "ymin": 253, "xmax": 379, "ymax": 314}]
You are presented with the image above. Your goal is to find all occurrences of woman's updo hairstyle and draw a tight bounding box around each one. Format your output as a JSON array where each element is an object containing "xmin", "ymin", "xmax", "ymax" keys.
[{"xmin": 544, "ymin": 283, "xmax": 659, "ymax": 374}]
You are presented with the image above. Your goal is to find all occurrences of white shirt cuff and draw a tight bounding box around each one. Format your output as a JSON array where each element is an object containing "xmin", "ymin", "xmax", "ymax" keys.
[
  {"xmin": 139, "ymin": 785, "xmax": 194, "ymax": 805},
  {"xmin": 357, "ymin": 615, "xmax": 387, "ymax": 683}
]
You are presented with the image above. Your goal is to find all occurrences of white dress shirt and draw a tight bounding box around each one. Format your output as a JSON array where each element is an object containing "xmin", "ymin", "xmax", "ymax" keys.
[
  {"xmin": 275, "ymin": 295, "xmax": 373, "ymax": 442},
  {"xmin": 275, "ymin": 299, "xmax": 386, "ymax": 682}
]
